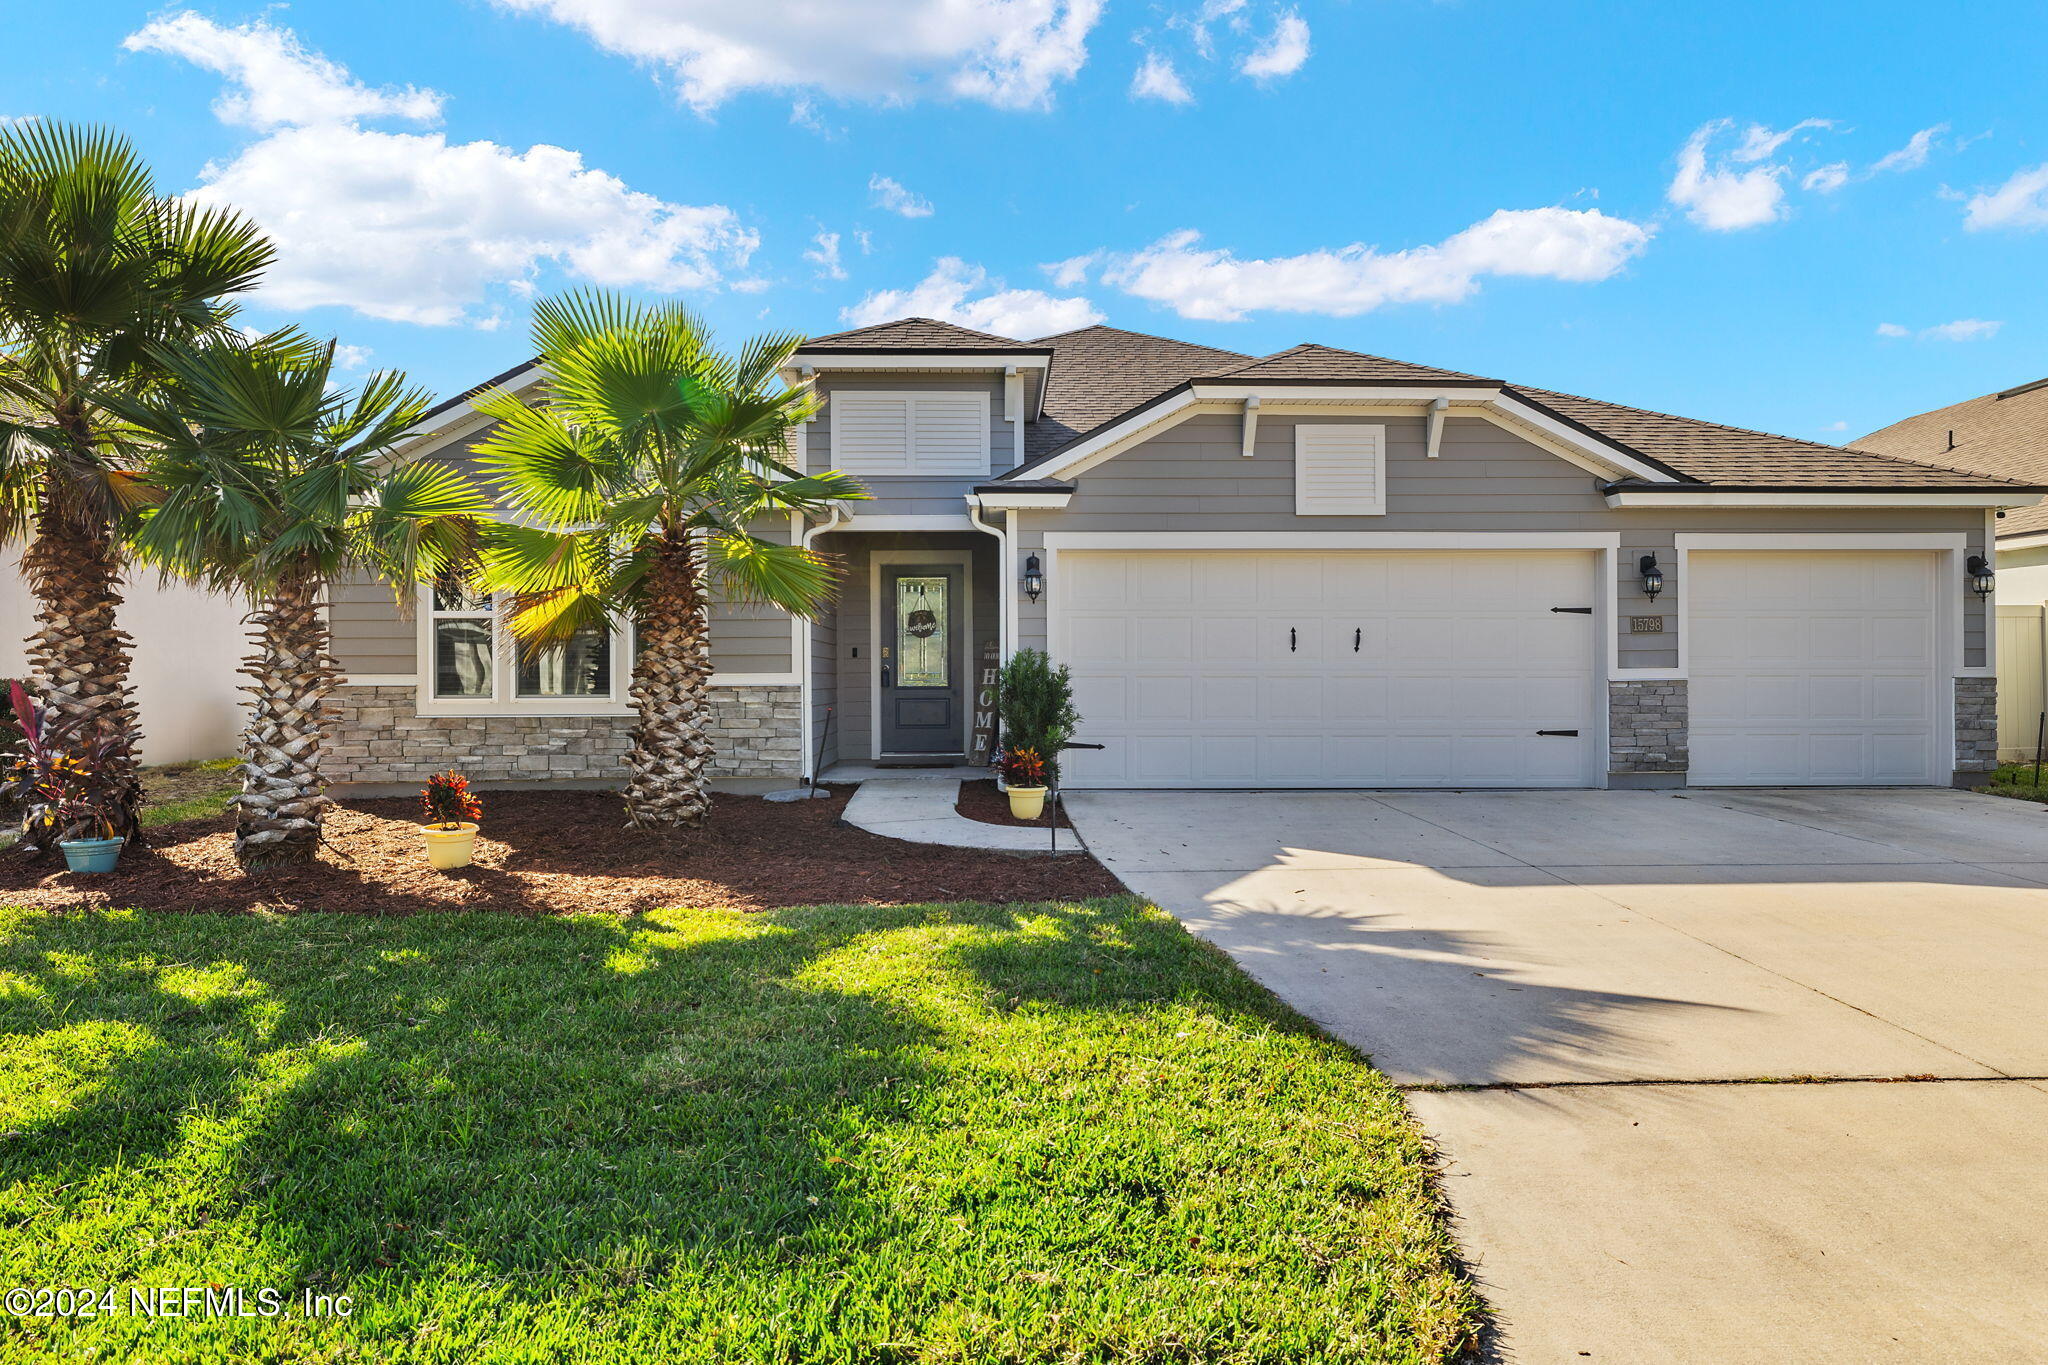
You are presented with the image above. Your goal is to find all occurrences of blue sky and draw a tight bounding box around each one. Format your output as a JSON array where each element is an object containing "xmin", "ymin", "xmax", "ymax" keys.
[{"xmin": 8, "ymin": 1, "xmax": 2045, "ymax": 440}]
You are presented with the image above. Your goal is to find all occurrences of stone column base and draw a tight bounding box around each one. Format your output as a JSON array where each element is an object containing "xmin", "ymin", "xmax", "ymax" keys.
[{"xmin": 1608, "ymin": 679, "xmax": 1688, "ymax": 786}]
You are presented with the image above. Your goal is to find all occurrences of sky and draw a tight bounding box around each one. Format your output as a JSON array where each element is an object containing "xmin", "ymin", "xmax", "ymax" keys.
[{"xmin": 7, "ymin": 0, "xmax": 2046, "ymax": 442}]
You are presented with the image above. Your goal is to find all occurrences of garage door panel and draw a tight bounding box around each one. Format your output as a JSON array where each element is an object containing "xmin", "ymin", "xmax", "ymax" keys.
[
  {"xmin": 1057, "ymin": 549, "xmax": 1597, "ymax": 788},
  {"xmin": 1689, "ymin": 551, "xmax": 1940, "ymax": 786}
]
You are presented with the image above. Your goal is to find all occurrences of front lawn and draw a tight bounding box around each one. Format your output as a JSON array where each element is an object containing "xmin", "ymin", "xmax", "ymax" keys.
[
  {"xmin": 1976, "ymin": 762, "xmax": 2048, "ymax": 802},
  {"xmin": 0, "ymin": 899, "xmax": 1478, "ymax": 1362}
]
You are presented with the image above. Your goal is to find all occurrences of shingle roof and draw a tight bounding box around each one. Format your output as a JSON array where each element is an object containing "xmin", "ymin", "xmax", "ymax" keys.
[
  {"xmin": 1512, "ymin": 386, "xmax": 2026, "ymax": 489},
  {"xmin": 1855, "ymin": 379, "xmax": 2048, "ymax": 532},
  {"xmin": 1210, "ymin": 342, "xmax": 1494, "ymax": 386},
  {"xmin": 802, "ymin": 317, "xmax": 1042, "ymax": 352},
  {"xmin": 1022, "ymin": 324, "xmax": 1251, "ymax": 462}
]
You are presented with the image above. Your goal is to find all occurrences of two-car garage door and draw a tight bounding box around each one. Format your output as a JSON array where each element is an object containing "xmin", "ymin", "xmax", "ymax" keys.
[
  {"xmin": 1053, "ymin": 546, "xmax": 1947, "ymax": 790},
  {"xmin": 1055, "ymin": 549, "xmax": 1599, "ymax": 788}
]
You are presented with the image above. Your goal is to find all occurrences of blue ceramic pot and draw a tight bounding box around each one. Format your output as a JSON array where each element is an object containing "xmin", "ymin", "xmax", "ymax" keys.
[{"xmin": 59, "ymin": 837, "xmax": 124, "ymax": 874}]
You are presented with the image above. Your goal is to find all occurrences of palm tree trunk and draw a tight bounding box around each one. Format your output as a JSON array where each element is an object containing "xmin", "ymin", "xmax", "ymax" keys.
[
  {"xmin": 17, "ymin": 493, "xmax": 143, "ymax": 854},
  {"xmin": 234, "ymin": 568, "xmax": 339, "ymax": 868},
  {"xmin": 624, "ymin": 532, "xmax": 715, "ymax": 829}
]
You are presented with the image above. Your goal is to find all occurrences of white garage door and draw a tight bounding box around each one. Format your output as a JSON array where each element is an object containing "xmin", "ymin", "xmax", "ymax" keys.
[
  {"xmin": 1054, "ymin": 550, "xmax": 1598, "ymax": 788},
  {"xmin": 1689, "ymin": 551, "xmax": 1942, "ymax": 785}
]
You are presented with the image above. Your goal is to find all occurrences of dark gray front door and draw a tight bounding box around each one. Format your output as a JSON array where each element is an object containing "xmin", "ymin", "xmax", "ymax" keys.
[{"xmin": 880, "ymin": 565, "xmax": 963, "ymax": 755}]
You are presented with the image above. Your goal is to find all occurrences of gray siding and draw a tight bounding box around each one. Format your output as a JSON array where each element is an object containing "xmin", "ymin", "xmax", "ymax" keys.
[
  {"xmin": 807, "ymin": 370, "xmax": 1014, "ymax": 517},
  {"xmin": 1013, "ymin": 412, "xmax": 1991, "ymax": 670},
  {"xmin": 331, "ymin": 571, "xmax": 416, "ymax": 675}
]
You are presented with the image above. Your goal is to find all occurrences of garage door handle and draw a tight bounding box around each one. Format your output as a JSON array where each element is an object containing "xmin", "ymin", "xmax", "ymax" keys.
[
  {"xmin": 1550, "ymin": 606, "xmax": 1593, "ymax": 614},
  {"xmin": 1353, "ymin": 628, "xmax": 1361, "ymax": 653},
  {"xmin": 1536, "ymin": 729, "xmax": 1580, "ymax": 737},
  {"xmin": 1290, "ymin": 627, "xmax": 1297, "ymax": 652}
]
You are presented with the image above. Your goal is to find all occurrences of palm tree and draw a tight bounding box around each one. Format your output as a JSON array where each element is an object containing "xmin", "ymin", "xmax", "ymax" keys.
[
  {"xmin": 0, "ymin": 122, "xmax": 273, "ymax": 848},
  {"xmin": 469, "ymin": 292, "xmax": 866, "ymax": 829},
  {"xmin": 108, "ymin": 331, "xmax": 488, "ymax": 868}
]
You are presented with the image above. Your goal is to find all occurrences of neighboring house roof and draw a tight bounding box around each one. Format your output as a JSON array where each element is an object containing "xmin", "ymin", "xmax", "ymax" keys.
[
  {"xmin": 1022, "ymin": 325, "xmax": 1251, "ymax": 461},
  {"xmin": 1211, "ymin": 342, "xmax": 1493, "ymax": 386},
  {"xmin": 1855, "ymin": 378, "xmax": 2048, "ymax": 532},
  {"xmin": 801, "ymin": 317, "xmax": 1048, "ymax": 353},
  {"xmin": 412, "ymin": 355, "xmax": 540, "ymax": 427}
]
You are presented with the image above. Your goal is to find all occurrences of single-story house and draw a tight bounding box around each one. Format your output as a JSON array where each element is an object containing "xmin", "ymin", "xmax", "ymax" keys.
[
  {"xmin": 1859, "ymin": 378, "xmax": 2048, "ymax": 757},
  {"xmin": 323, "ymin": 318, "xmax": 2046, "ymax": 793}
]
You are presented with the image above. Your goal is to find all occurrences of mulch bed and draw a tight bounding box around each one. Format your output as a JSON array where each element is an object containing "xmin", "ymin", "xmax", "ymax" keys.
[
  {"xmin": 956, "ymin": 779, "xmax": 1074, "ymax": 829},
  {"xmin": 0, "ymin": 787, "xmax": 1124, "ymax": 916}
]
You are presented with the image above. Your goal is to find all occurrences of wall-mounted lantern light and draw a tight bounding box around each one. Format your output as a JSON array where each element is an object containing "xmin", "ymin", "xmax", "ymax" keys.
[
  {"xmin": 1638, "ymin": 553, "xmax": 1664, "ymax": 600},
  {"xmin": 1967, "ymin": 554, "xmax": 1996, "ymax": 598},
  {"xmin": 1022, "ymin": 553, "xmax": 1044, "ymax": 603}
]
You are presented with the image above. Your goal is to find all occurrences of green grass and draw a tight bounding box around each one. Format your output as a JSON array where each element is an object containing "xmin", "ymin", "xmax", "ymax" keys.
[
  {"xmin": 139, "ymin": 757, "xmax": 241, "ymax": 830},
  {"xmin": 0, "ymin": 900, "xmax": 1477, "ymax": 1363},
  {"xmin": 1977, "ymin": 762, "xmax": 2048, "ymax": 802}
]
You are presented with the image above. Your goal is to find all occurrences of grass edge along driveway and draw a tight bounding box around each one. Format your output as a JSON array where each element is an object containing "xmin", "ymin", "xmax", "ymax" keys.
[{"xmin": 0, "ymin": 898, "xmax": 1479, "ymax": 1363}]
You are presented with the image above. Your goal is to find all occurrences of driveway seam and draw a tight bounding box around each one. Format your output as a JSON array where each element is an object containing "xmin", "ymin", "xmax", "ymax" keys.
[{"xmin": 1402, "ymin": 1073, "xmax": 2048, "ymax": 1093}]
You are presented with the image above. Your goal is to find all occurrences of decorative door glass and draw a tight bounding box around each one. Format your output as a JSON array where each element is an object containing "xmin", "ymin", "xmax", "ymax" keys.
[{"xmin": 896, "ymin": 576, "xmax": 949, "ymax": 687}]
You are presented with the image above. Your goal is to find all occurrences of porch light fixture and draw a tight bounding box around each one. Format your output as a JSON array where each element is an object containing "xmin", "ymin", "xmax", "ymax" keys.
[
  {"xmin": 1022, "ymin": 553, "xmax": 1044, "ymax": 603},
  {"xmin": 1638, "ymin": 554, "xmax": 1664, "ymax": 600},
  {"xmin": 1967, "ymin": 554, "xmax": 1996, "ymax": 598}
]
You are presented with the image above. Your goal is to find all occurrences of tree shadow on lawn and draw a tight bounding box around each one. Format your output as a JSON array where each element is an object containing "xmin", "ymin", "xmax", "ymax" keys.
[{"xmin": 0, "ymin": 899, "xmax": 1484, "ymax": 1361}]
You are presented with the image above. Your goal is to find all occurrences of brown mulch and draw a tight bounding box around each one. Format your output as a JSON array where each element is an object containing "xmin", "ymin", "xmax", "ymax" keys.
[
  {"xmin": 0, "ymin": 787, "xmax": 1124, "ymax": 916},
  {"xmin": 956, "ymin": 779, "xmax": 1074, "ymax": 829}
]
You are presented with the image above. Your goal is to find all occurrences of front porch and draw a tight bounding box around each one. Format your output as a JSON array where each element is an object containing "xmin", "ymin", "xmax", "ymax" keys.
[{"xmin": 806, "ymin": 529, "xmax": 1002, "ymax": 775}]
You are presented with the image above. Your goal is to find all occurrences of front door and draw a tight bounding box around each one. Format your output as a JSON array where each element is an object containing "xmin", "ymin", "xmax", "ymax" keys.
[{"xmin": 880, "ymin": 565, "xmax": 963, "ymax": 755}]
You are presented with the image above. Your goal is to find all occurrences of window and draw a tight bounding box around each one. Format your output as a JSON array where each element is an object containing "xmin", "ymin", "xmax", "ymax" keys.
[
  {"xmin": 1295, "ymin": 423, "xmax": 1387, "ymax": 516},
  {"xmin": 423, "ymin": 578, "xmax": 629, "ymax": 712},
  {"xmin": 830, "ymin": 391, "xmax": 989, "ymax": 476},
  {"xmin": 895, "ymin": 575, "xmax": 949, "ymax": 687}
]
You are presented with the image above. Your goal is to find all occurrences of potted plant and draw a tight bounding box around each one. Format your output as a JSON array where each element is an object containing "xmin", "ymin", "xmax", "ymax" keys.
[
  {"xmin": 4, "ymin": 683, "xmax": 133, "ymax": 874},
  {"xmin": 419, "ymin": 770, "xmax": 482, "ymax": 869},
  {"xmin": 996, "ymin": 648, "xmax": 1080, "ymax": 809},
  {"xmin": 1001, "ymin": 746, "xmax": 1050, "ymax": 820}
]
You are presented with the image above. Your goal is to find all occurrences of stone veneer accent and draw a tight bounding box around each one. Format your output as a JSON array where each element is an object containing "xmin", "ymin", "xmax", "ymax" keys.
[
  {"xmin": 1954, "ymin": 676, "xmax": 1997, "ymax": 777},
  {"xmin": 1608, "ymin": 678, "xmax": 1688, "ymax": 775},
  {"xmin": 324, "ymin": 685, "xmax": 801, "ymax": 787}
]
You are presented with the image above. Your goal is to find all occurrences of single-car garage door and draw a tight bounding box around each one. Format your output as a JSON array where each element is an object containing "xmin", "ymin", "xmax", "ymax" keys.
[
  {"xmin": 1688, "ymin": 550, "xmax": 1942, "ymax": 785},
  {"xmin": 1054, "ymin": 549, "xmax": 1598, "ymax": 788}
]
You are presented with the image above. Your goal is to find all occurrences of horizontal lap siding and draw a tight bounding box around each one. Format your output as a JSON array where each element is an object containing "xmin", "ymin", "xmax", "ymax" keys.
[
  {"xmin": 808, "ymin": 371, "xmax": 1013, "ymax": 516},
  {"xmin": 1014, "ymin": 413, "xmax": 1991, "ymax": 671}
]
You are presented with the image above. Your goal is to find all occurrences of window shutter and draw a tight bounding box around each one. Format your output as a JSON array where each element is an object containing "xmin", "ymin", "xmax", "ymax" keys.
[
  {"xmin": 1294, "ymin": 423, "xmax": 1386, "ymax": 516},
  {"xmin": 832, "ymin": 393, "xmax": 912, "ymax": 474},
  {"xmin": 908, "ymin": 394, "xmax": 989, "ymax": 475}
]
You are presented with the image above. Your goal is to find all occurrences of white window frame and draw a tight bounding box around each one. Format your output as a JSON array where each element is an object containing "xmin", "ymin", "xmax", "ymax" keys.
[
  {"xmin": 830, "ymin": 390, "xmax": 992, "ymax": 477},
  {"xmin": 418, "ymin": 584, "xmax": 637, "ymax": 717}
]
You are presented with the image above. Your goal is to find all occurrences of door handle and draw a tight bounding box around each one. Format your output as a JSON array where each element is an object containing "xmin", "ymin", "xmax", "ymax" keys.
[
  {"xmin": 1536, "ymin": 729, "xmax": 1580, "ymax": 737},
  {"xmin": 1290, "ymin": 627, "xmax": 1297, "ymax": 653},
  {"xmin": 880, "ymin": 664, "xmax": 892, "ymax": 688},
  {"xmin": 1354, "ymin": 628, "xmax": 1361, "ymax": 653}
]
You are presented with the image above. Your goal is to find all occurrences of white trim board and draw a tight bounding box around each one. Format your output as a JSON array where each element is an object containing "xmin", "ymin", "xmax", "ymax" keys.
[
  {"xmin": 1042, "ymin": 531, "xmax": 1623, "ymax": 551},
  {"xmin": 1608, "ymin": 490, "xmax": 2039, "ymax": 509}
]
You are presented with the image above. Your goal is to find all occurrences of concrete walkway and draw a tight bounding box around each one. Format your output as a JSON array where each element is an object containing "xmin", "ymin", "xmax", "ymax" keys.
[
  {"xmin": 1066, "ymin": 786, "xmax": 2048, "ymax": 1362},
  {"xmin": 841, "ymin": 776, "xmax": 1085, "ymax": 853}
]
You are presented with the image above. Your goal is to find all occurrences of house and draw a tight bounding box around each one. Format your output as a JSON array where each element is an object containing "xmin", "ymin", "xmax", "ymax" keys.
[
  {"xmin": 1859, "ymin": 378, "xmax": 2048, "ymax": 757},
  {"xmin": 322, "ymin": 319, "xmax": 2044, "ymax": 794}
]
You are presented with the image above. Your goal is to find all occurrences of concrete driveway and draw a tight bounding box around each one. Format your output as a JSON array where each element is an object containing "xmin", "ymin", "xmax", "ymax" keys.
[{"xmin": 1065, "ymin": 786, "xmax": 2048, "ymax": 1363}]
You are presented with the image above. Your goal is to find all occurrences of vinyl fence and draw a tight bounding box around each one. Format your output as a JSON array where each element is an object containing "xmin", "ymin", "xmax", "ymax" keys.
[{"xmin": 1998, "ymin": 604, "xmax": 2048, "ymax": 764}]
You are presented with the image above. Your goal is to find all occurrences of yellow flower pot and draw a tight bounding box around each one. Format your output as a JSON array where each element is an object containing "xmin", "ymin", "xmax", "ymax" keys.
[
  {"xmin": 1006, "ymin": 786, "xmax": 1048, "ymax": 821},
  {"xmin": 421, "ymin": 822, "xmax": 479, "ymax": 870}
]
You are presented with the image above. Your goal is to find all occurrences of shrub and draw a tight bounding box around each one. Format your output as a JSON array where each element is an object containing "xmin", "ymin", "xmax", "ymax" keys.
[
  {"xmin": 997, "ymin": 648, "xmax": 1079, "ymax": 782},
  {"xmin": 4, "ymin": 681, "xmax": 132, "ymax": 844},
  {"xmin": 421, "ymin": 770, "xmax": 483, "ymax": 828}
]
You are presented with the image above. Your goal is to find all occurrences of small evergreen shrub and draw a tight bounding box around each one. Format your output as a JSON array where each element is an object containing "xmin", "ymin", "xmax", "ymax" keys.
[{"xmin": 997, "ymin": 648, "xmax": 1079, "ymax": 781}]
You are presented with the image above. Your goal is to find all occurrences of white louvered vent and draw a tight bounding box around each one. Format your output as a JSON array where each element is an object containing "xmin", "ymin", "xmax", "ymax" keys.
[
  {"xmin": 1294, "ymin": 423, "xmax": 1386, "ymax": 516},
  {"xmin": 831, "ymin": 392, "xmax": 988, "ymax": 476}
]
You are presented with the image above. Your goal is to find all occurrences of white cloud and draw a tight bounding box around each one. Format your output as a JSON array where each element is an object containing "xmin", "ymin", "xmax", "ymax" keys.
[
  {"xmin": 1803, "ymin": 161, "xmax": 1850, "ymax": 193},
  {"xmin": 1731, "ymin": 118, "xmax": 1832, "ymax": 162},
  {"xmin": 125, "ymin": 11, "xmax": 443, "ymax": 129},
  {"xmin": 804, "ymin": 230, "xmax": 846, "ymax": 280},
  {"xmin": 332, "ymin": 342, "xmax": 373, "ymax": 370},
  {"xmin": 869, "ymin": 174, "xmax": 934, "ymax": 218},
  {"xmin": 1083, "ymin": 208, "xmax": 1652, "ymax": 322},
  {"xmin": 131, "ymin": 15, "xmax": 756, "ymax": 326},
  {"xmin": 1667, "ymin": 119, "xmax": 1805, "ymax": 230},
  {"xmin": 1131, "ymin": 50, "xmax": 1194, "ymax": 105},
  {"xmin": 1922, "ymin": 318, "xmax": 2002, "ymax": 341},
  {"xmin": 1239, "ymin": 10, "xmax": 1309, "ymax": 80},
  {"xmin": 1872, "ymin": 124, "xmax": 1947, "ymax": 175},
  {"xmin": 1874, "ymin": 322, "xmax": 1910, "ymax": 338},
  {"xmin": 844, "ymin": 257, "xmax": 1103, "ymax": 338},
  {"xmin": 491, "ymin": 0, "xmax": 1104, "ymax": 111},
  {"xmin": 1044, "ymin": 252, "xmax": 1097, "ymax": 288},
  {"xmin": 1819, "ymin": 420, "xmax": 1848, "ymax": 432},
  {"xmin": 855, "ymin": 229, "xmax": 874, "ymax": 254},
  {"xmin": 1964, "ymin": 163, "xmax": 2048, "ymax": 231}
]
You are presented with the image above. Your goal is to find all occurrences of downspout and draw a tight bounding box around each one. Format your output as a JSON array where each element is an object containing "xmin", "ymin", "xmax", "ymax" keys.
[
  {"xmin": 797, "ymin": 503, "xmax": 846, "ymax": 782},
  {"xmin": 967, "ymin": 493, "xmax": 1011, "ymax": 660}
]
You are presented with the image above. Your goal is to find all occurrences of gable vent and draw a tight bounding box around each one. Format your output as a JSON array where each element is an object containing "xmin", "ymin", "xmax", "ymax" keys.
[
  {"xmin": 832, "ymin": 391, "xmax": 989, "ymax": 476},
  {"xmin": 1295, "ymin": 423, "xmax": 1387, "ymax": 516}
]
